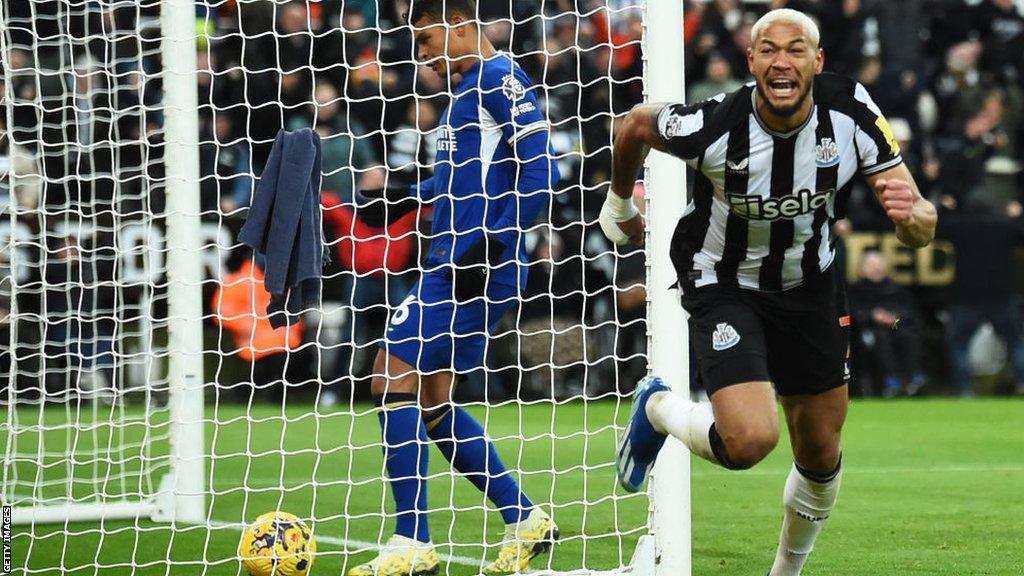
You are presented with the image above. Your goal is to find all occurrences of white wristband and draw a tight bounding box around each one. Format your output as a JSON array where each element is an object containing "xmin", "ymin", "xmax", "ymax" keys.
[{"xmin": 604, "ymin": 190, "xmax": 638, "ymax": 221}]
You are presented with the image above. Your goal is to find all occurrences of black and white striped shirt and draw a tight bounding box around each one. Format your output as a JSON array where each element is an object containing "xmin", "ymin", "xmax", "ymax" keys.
[{"xmin": 659, "ymin": 73, "xmax": 902, "ymax": 292}]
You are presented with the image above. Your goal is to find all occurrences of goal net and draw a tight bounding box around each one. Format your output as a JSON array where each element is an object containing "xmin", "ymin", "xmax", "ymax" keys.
[{"xmin": 1, "ymin": 1, "xmax": 688, "ymax": 574}]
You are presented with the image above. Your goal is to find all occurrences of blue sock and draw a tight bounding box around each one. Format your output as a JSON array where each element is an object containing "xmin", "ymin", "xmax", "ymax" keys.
[
  {"xmin": 375, "ymin": 393, "xmax": 430, "ymax": 543},
  {"xmin": 425, "ymin": 405, "xmax": 534, "ymax": 525}
]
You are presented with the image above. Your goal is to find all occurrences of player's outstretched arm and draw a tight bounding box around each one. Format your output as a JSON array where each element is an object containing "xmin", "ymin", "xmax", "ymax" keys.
[
  {"xmin": 865, "ymin": 162, "xmax": 937, "ymax": 248},
  {"xmin": 603, "ymin": 103, "xmax": 672, "ymax": 245}
]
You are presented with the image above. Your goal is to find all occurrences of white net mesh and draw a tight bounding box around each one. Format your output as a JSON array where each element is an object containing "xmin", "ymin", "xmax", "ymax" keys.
[
  {"xmin": 1, "ymin": 1, "xmax": 654, "ymax": 574},
  {"xmin": 1, "ymin": 0, "xmax": 175, "ymax": 530}
]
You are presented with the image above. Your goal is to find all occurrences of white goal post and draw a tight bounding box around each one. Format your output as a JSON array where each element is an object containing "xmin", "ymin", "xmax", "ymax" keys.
[
  {"xmin": 159, "ymin": 0, "xmax": 208, "ymax": 526},
  {"xmin": 1, "ymin": 0, "xmax": 690, "ymax": 574},
  {"xmin": 644, "ymin": 1, "xmax": 692, "ymax": 574}
]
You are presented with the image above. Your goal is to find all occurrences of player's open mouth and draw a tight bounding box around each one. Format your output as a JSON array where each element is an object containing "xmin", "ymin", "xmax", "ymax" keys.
[{"xmin": 767, "ymin": 78, "xmax": 799, "ymax": 99}]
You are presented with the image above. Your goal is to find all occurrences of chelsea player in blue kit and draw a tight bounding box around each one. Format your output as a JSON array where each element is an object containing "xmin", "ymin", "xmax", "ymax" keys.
[{"xmin": 348, "ymin": 1, "xmax": 561, "ymax": 575}]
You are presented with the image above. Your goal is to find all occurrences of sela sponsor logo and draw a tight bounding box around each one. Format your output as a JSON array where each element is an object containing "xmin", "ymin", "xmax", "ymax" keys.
[
  {"xmin": 501, "ymin": 74, "xmax": 527, "ymax": 101},
  {"xmin": 815, "ymin": 137, "xmax": 839, "ymax": 167},
  {"xmin": 711, "ymin": 322, "xmax": 741, "ymax": 351},
  {"xmin": 726, "ymin": 157, "xmax": 749, "ymax": 173},
  {"xmin": 727, "ymin": 188, "xmax": 834, "ymax": 221},
  {"xmin": 436, "ymin": 125, "xmax": 458, "ymax": 152}
]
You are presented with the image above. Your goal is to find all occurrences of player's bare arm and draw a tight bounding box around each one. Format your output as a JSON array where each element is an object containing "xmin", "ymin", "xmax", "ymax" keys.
[
  {"xmin": 865, "ymin": 162, "xmax": 937, "ymax": 248},
  {"xmin": 601, "ymin": 103, "xmax": 669, "ymax": 245}
]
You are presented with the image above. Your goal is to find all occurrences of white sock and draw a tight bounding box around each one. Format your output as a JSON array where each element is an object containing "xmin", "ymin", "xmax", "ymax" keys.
[
  {"xmin": 769, "ymin": 462, "xmax": 843, "ymax": 576},
  {"xmin": 645, "ymin": 391, "xmax": 718, "ymax": 463}
]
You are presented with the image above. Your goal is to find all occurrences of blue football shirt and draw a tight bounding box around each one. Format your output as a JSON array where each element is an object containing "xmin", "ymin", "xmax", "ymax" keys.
[{"xmin": 416, "ymin": 52, "xmax": 559, "ymax": 289}]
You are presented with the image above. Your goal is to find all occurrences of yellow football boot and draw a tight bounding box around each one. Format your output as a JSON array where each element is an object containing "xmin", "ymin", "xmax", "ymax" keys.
[
  {"xmin": 482, "ymin": 508, "xmax": 559, "ymax": 575},
  {"xmin": 347, "ymin": 534, "xmax": 439, "ymax": 576}
]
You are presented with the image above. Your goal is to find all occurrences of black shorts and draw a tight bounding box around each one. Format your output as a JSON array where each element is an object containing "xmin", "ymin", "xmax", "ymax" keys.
[{"xmin": 681, "ymin": 269, "xmax": 850, "ymax": 397}]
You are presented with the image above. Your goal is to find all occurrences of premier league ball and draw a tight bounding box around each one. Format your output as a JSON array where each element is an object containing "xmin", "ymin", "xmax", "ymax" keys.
[{"xmin": 238, "ymin": 511, "xmax": 316, "ymax": 576}]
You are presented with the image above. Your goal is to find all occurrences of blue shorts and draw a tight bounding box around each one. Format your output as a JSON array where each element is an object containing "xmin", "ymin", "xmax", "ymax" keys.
[{"xmin": 380, "ymin": 272, "xmax": 517, "ymax": 373}]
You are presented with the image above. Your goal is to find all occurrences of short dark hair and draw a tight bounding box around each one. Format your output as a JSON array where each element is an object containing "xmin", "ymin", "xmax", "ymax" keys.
[{"xmin": 407, "ymin": 0, "xmax": 476, "ymax": 25}]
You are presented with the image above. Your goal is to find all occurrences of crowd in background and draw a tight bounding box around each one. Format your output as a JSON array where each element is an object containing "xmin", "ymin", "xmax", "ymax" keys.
[{"xmin": 1, "ymin": 0, "xmax": 1023, "ymax": 403}]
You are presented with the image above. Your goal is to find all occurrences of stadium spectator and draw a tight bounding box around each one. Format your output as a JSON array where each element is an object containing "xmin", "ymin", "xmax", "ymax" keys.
[
  {"xmin": 383, "ymin": 100, "xmax": 439, "ymax": 189},
  {"xmin": 516, "ymin": 229, "xmax": 613, "ymax": 399},
  {"xmin": 854, "ymin": 56, "xmax": 923, "ymax": 141},
  {"xmin": 848, "ymin": 250, "xmax": 926, "ymax": 397},
  {"xmin": 0, "ymin": 108, "xmax": 42, "ymax": 212},
  {"xmin": 873, "ymin": 0, "xmax": 928, "ymax": 75},
  {"xmin": 318, "ymin": 167, "xmax": 419, "ymax": 406},
  {"xmin": 699, "ymin": 0, "xmax": 759, "ymax": 59},
  {"xmin": 973, "ymin": 0, "xmax": 1024, "ymax": 86},
  {"xmin": 42, "ymin": 232, "xmax": 116, "ymax": 401},
  {"xmin": 200, "ymin": 114, "xmax": 252, "ymax": 216},
  {"xmin": 814, "ymin": 0, "xmax": 881, "ymax": 76},
  {"xmin": 203, "ymin": 41, "xmax": 246, "ymax": 138},
  {"xmin": 687, "ymin": 52, "xmax": 743, "ymax": 104},
  {"xmin": 605, "ymin": 10, "xmax": 645, "ymax": 110},
  {"xmin": 288, "ymin": 81, "xmax": 373, "ymax": 203},
  {"xmin": 716, "ymin": 12, "xmax": 759, "ymax": 83},
  {"xmin": 231, "ymin": 1, "xmax": 317, "ymax": 167},
  {"xmin": 929, "ymin": 40, "xmax": 985, "ymax": 134},
  {"xmin": 212, "ymin": 254, "xmax": 311, "ymax": 400},
  {"xmin": 934, "ymin": 86, "xmax": 1013, "ymax": 211},
  {"xmin": 938, "ymin": 201, "xmax": 1024, "ymax": 396},
  {"xmin": 325, "ymin": 0, "xmax": 377, "ymax": 24}
]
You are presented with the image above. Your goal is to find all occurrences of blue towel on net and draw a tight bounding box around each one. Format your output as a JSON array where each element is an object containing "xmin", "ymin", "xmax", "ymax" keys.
[{"xmin": 238, "ymin": 128, "xmax": 329, "ymax": 328}]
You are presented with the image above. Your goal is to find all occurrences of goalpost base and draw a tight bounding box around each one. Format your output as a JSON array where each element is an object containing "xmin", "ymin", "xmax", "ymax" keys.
[
  {"xmin": 523, "ymin": 535, "xmax": 654, "ymax": 576},
  {"xmin": 10, "ymin": 501, "xmax": 159, "ymax": 526},
  {"xmin": 10, "ymin": 473, "xmax": 178, "ymax": 526},
  {"xmin": 628, "ymin": 534, "xmax": 656, "ymax": 576}
]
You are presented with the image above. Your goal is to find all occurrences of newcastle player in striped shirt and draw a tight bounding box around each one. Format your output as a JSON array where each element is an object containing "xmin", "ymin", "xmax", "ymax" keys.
[{"xmin": 605, "ymin": 8, "xmax": 936, "ymax": 576}]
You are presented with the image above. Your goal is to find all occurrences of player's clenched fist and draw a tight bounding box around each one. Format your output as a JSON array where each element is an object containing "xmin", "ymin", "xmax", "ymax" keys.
[
  {"xmin": 599, "ymin": 191, "xmax": 644, "ymax": 245},
  {"xmin": 875, "ymin": 178, "xmax": 916, "ymax": 224}
]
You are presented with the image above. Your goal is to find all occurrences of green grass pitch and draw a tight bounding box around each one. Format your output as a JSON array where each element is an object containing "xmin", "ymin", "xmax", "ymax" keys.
[{"xmin": 6, "ymin": 398, "xmax": 1023, "ymax": 575}]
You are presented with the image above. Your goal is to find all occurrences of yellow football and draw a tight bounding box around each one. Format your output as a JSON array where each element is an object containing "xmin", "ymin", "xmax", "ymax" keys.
[{"xmin": 238, "ymin": 511, "xmax": 316, "ymax": 576}]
